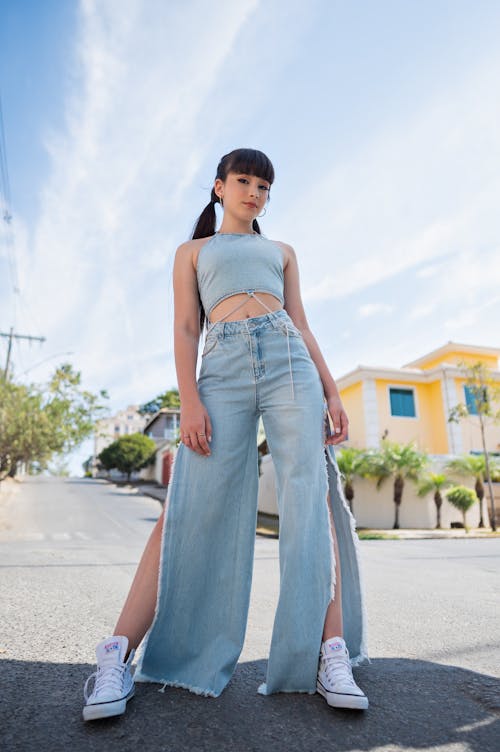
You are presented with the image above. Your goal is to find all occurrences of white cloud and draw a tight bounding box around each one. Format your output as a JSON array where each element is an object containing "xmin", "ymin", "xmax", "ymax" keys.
[
  {"xmin": 9, "ymin": 0, "xmax": 262, "ymax": 396},
  {"xmin": 358, "ymin": 303, "xmax": 393, "ymax": 318},
  {"xmin": 278, "ymin": 54, "xmax": 500, "ymax": 314},
  {"xmin": 409, "ymin": 303, "xmax": 437, "ymax": 320}
]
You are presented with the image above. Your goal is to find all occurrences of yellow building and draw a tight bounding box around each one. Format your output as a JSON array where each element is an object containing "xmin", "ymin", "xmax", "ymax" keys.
[
  {"xmin": 258, "ymin": 342, "xmax": 500, "ymax": 528},
  {"xmin": 337, "ymin": 341, "xmax": 500, "ymax": 456}
]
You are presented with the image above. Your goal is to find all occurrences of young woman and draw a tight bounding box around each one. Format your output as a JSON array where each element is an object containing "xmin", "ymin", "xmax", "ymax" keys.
[{"xmin": 82, "ymin": 148, "xmax": 370, "ymax": 721}]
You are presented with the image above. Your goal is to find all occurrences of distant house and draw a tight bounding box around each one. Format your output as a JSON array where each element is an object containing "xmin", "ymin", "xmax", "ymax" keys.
[
  {"xmin": 141, "ymin": 408, "xmax": 181, "ymax": 486},
  {"xmin": 93, "ymin": 405, "xmax": 148, "ymax": 477},
  {"xmin": 143, "ymin": 408, "xmax": 180, "ymax": 444}
]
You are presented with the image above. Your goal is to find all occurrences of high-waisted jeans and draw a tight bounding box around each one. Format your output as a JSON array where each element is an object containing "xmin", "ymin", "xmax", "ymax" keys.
[{"xmin": 134, "ymin": 309, "xmax": 369, "ymax": 697}]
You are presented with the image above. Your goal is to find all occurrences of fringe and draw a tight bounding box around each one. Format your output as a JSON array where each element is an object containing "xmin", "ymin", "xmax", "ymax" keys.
[
  {"xmin": 133, "ymin": 444, "xmax": 182, "ymax": 677},
  {"xmin": 133, "ymin": 670, "xmax": 218, "ymax": 698},
  {"xmin": 322, "ymin": 446, "xmax": 337, "ymax": 603},
  {"xmin": 257, "ymin": 682, "xmax": 317, "ymax": 696},
  {"xmin": 324, "ymin": 441, "xmax": 371, "ymax": 666}
]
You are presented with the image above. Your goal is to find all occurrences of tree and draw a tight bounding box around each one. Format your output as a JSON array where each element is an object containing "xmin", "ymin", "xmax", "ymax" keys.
[
  {"xmin": 416, "ymin": 473, "xmax": 454, "ymax": 529},
  {"xmin": 98, "ymin": 433, "xmax": 157, "ymax": 481},
  {"xmin": 444, "ymin": 485, "xmax": 477, "ymax": 531},
  {"xmin": 336, "ymin": 447, "xmax": 366, "ymax": 516},
  {"xmin": 0, "ymin": 363, "xmax": 109, "ymax": 481},
  {"xmin": 363, "ymin": 440, "xmax": 429, "ymax": 529},
  {"xmin": 139, "ymin": 388, "xmax": 180, "ymax": 415},
  {"xmin": 43, "ymin": 363, "xmax": 109, "ymax": 455},
  {"xmin": 444, "ymin": 454, "xmax": 500, "ymax": 529},
  {"xmin": 0, "ymin": 380, "xmax": 52, "ymax": 479},
  {"xmin": 448, "ymin": 360, "xmax": 500, "ymax": 531}
]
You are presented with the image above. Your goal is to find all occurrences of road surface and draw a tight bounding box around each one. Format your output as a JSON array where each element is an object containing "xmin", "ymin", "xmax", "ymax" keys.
[{"xmin": 0, "ymin": 476, "xmax": 498, "ymax": 751}]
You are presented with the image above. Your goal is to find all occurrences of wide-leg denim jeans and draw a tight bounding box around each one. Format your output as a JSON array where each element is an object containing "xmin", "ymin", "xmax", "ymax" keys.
[{"xmin": 134, "ymin": 309, "xmax": 369, "ymax": 697}]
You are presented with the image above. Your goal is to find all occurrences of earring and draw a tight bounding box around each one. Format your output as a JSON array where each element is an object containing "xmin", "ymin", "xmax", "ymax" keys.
[{"xmin": 258, "ymin": 207, "xmax": 266, "ymax": 217}]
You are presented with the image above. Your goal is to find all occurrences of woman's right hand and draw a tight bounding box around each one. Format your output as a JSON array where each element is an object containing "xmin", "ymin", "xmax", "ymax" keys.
[{"xmin": 179, "ymin": 398, "xmax": 213, "ymax": 456}]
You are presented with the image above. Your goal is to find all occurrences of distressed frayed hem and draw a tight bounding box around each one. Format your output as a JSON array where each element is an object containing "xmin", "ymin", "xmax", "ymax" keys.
[
  {"xmin": 325, "ymin": 443, "xmax": 370, "ymax": 664},
  {"xmin": 350, "ymin": 652, "xmax": 371, "ymax": 667},
  {"xmin": 322, "ymin": 440, "xmax": 337, "ymax": 602},
  {"xmin": 133, "ymin": 448, "xmax": 180, "ymax": 679},
  {"xmin": 257, "ymin": 682, "xmax": 317, "ymax": 696},
  {"xmin": 134, "ymin": 671, "xmax": 219, "ymax": 698}
]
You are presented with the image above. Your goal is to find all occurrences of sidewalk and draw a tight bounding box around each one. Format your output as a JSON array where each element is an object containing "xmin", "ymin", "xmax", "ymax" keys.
[
  {"xmin": 356, "ymin": 527, "xmax": 500, "ymax": 539},
  {"xmin": 129, "ymin": 482, "xmax": 499, "ymax": 539}
]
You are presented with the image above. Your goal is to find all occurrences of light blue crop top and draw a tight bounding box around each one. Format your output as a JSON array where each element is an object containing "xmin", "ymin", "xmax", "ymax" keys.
[{"xmin": 196, "ymin": 232, "xmax": 285, "ymax": 319}]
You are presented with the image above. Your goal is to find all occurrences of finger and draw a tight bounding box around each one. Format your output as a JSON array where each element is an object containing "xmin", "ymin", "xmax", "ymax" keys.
[
  {"xmin": 184, "ymin": 434, "xmax": 201, "ymax": 454},
  {"xmin": 205, "ymin": 414, "xmax": 212, "ymax": 444},
  {"xmin": 196, "ymin": 429, "xmax": 211, "ymax": 456},
  {"xmin": 328, "ymin": 413, "xmax": 349, "ymax": 444},
  {"xmin": 188, "ymin": 432, "xmax": 205, "ymax": 455},
  {"xmin": 332, "ymin": 413, "xmax": 343, "ymax": 435}
]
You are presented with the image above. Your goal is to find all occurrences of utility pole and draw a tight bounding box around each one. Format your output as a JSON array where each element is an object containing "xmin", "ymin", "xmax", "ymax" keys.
[{"xmin": 0, "ymin": 328, "xmax": 46, "ymax": 380}]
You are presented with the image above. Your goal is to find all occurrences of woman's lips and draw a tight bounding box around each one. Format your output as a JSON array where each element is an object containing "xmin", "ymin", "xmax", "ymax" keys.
[{"xmin": 243, "ymin": 202, "xmax": 257, "ymax": 208}]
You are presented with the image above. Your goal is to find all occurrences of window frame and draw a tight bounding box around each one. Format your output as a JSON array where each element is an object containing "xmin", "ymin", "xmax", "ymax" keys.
[{"xmin": 387, "ymin": 385, "xmax": 418, "ymax": 419}]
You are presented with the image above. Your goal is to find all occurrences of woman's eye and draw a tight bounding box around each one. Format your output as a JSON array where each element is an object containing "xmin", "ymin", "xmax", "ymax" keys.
[{"xmin": 237, "ymin": 177, "xmax": 269, "ymax": 191}]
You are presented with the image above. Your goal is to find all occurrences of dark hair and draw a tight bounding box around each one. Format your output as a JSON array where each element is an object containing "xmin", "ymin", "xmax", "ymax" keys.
[{"xmin": 190, "ymin": 148, "xmax": 275, "ymax": 333}]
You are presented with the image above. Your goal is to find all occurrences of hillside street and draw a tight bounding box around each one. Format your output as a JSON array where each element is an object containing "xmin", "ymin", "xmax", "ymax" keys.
[{"xmin": 0, "ymin": 476, "xmax": 499, "ymax": 752}]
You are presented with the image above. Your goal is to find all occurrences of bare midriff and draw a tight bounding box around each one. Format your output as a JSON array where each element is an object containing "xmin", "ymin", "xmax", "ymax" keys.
[{"xmin": 208, "ymin": 292, "xmax": 284, "ymax": 324}]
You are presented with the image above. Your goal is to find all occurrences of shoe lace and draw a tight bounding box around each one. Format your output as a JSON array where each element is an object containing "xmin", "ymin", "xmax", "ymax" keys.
[
  {"xmin": 83, "ymin": 663, "xmax": 126, "ymax": 701},
  {"xmin": 323, "ymin": 653, "xmax": 357, "ymax": 688}
]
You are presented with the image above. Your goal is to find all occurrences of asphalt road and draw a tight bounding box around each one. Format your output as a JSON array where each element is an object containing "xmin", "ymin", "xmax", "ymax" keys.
[{"xmin": 0, "ymin": 476, "xmax": 499, "ymax": 752}]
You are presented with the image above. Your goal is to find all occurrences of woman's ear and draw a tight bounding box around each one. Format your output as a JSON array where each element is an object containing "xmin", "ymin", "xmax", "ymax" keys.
[{"xmin": 214, "ymin": 177, "xmax": 224, "ymax": 201}]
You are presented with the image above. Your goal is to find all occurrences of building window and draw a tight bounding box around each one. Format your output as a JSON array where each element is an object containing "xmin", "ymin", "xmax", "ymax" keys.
[
  {"xmin": 389, "ymin": 388, "xmax": 416, "ymax": 417},
  {"xmin": 114, "ymin": 425, "xmax": 120, "ymax": 432},
  {"xmin": 464, "ymin": 385, "xmax": 488, "ymax": 415}
]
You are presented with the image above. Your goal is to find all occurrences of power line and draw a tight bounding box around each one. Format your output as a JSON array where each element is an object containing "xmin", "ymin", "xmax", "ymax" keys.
[
  {"xmin": 0, "ymin": 327, "xmax": 46, "ymax": 380},
  {"xmin": 0, "ymin": 90, "xmax": 20, "ymax": 296}
]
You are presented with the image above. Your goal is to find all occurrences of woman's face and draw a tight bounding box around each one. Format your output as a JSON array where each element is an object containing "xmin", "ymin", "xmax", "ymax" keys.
[{"xmin": 215, "ymin": 171, "xmax": 270, "ymax": 220}]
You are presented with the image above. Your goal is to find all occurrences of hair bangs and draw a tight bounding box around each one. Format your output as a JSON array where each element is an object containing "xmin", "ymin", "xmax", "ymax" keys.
[{"xmin": 226, "ymin": 148, "xmax": 275, "ymax": 185}]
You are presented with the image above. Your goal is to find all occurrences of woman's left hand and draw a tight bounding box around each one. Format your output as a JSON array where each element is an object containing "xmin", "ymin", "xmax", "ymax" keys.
[{"xmin": 325, "ymin": 395, "xmax": 349, "ymax": 445}]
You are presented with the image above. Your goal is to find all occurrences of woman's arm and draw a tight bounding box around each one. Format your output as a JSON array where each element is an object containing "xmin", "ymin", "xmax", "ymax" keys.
[
  {"xmin": 280, "ymin": 242, "xmax": 348, "ymax": 445},
  {"xmin": 172, "ymin": 242, "xmax": 212, "ymax": 456}
]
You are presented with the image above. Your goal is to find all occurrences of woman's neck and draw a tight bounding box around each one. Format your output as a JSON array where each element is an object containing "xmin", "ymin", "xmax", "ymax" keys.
[{"xmin": 217, "ymin": 221, "xmax": 256, "ymax": 235}]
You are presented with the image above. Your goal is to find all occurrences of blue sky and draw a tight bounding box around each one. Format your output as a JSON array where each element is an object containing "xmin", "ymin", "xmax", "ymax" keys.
[{"xmin": 1, "ymin": 0, "xmax": 500, "ymax": 473}]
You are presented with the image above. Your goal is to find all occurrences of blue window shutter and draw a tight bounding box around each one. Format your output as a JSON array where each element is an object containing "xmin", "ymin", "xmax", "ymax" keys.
[
  {"xmin": 389, "ymin": 388, "xmax": 416, "ymax": 417},
  {"xmin": 464, "ymin": 385, "xmax": 487, "ymax": 415}
]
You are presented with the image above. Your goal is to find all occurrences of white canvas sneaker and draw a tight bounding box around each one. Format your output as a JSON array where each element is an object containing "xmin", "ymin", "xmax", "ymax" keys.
[
  {"xmin": 83, "ymin": 635, "xmax": 135, "ymax": 721},
  {"xmin": 316, "ymin": 636, "xmax": 369, "ymax": 710}
]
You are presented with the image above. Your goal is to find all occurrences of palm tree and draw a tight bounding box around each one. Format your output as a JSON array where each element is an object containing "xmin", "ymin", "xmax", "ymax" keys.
[
  {"xmin": 363, "ymin": 440, "xmax": 429, "ymax": 529},
  {"xmin": 417, "ymin": 473, "xmax": 454, "ymax": 529},
  {"xmin": 336, "ymin": 447, "xmax": 365, "ymax": 515},
  {"xmin": 444, "ymin": 454, "xmax": 500, "ymax": 528},
  {"xmin": 445, "ymin": 485, "xmax": 477, "ymax": 531}
]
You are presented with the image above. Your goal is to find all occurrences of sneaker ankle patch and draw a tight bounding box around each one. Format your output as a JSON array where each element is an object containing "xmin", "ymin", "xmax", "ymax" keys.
[
  {"xmin": 104, "ymin": 641, "xmax": 121, "ymax": 654},
  {"xmin": 325, "ymin": 639, "xmax": 345, "ymax": 654}
]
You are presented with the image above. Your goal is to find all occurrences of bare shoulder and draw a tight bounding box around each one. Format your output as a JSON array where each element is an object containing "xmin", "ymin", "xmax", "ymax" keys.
[
  {"xmin": 270, "ymin": 239, "xmax": 296, "ymax": 269},
  {"xmin": 175, "ymin": 235, "xmax": 215, "ymax": 272}
]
